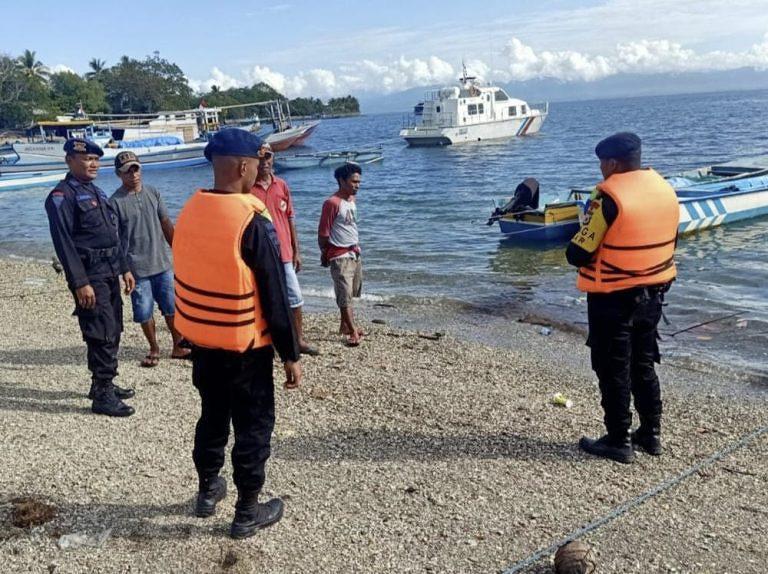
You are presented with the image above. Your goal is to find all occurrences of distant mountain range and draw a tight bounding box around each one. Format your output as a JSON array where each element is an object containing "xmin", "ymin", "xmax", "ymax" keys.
[{"xmin": 357, "ymin": 68, "xmax": 768, "ymax": 114}]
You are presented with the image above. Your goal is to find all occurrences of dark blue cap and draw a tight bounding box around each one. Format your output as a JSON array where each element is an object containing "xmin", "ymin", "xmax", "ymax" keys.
[
  {"xmin": 64, "ymin": 137, "xmax": 104, "ymax": 157},
  {"xmin": 204, "ymin": 129, "xmax": 264, "ymax": 161},
  {"xmin": 595, "ymin": 132, "xmax": 641, "ymax": 161}
]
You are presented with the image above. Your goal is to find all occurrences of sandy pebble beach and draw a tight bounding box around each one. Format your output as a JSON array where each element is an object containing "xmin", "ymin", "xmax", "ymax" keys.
[{"xmin": 0, "ymin": 258, "xmax": 766, "ymax": 573}]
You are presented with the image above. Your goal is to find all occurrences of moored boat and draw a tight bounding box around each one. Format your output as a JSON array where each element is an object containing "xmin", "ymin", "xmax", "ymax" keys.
[
  {"xmin": 492, "ymin": 157, "xmax": 768, "ymax": 244},
  {"xmin": 264, "ymin": 120, "xmax": 320, "ymax": 152},
  {"xmin": 273, "ymin": 148, "xmax": 383, "ymax": 172},
  {"xmin": 3, "ymin": 140, "xmax": 208, "ymax": 174},
  {"xmin": 400, "ymin": 64, "xmax": 548, "ymax": 146},
  {"xmin": 0, "ymin": 170, "xmax": 68, "ymax": 192}
]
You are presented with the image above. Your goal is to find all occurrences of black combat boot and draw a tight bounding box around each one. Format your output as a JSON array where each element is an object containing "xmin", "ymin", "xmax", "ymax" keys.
[
  {"xmin": 632, "ymin": 420, "xmax": 662, "ymax": 456},
  {"xmin": 91, "ymin": 381, "xmax": 135, "ymax": 417},
  {"xmin": 230, "ymin": 491, "xmax": 284, "ymax": 539},
  {"xmin": 579, "ymin": 433, "xmax": 635, "ymax": 464},
  {"xmin": 88, "ymin": 380, "xmax": 135, "ymax": 400},
  {"xmin": 195, "ymin": 476, "xmax": 227, "ymax": 518}
]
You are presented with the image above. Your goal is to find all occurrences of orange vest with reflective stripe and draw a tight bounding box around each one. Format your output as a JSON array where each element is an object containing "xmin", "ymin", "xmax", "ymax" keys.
[
  {"xmin": 576, "ymin": 169, "xmax": 679, "ymax": 293},
  {"xmin": 173, "ymin": 190, "xmax": 272, "ymax": 352}
]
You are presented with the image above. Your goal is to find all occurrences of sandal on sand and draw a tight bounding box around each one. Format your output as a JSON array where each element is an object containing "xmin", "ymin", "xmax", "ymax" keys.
[
  {"xmin": 141, "ymin": 354, "xmax": 160, "ymax": 368},
  {"xmin": 171, "ymin": 349, "xmax": 192, "ymax": 360},
  {"xmin": 345, "ymin": 334, "xmax": 361, "ymax": 347}
]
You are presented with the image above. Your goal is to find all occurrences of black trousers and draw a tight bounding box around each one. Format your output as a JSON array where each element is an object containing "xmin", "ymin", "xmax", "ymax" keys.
[
  {"xmin": 587, "ymin": 288, "xmax": 664, "ymax": 437},
  {"xmin": 192, "ymin": 346, "xmax": 276, "ymax": 492},
  {"xmin": 74, "ymin": 277, "xmax": 123, "ymax": 384}
]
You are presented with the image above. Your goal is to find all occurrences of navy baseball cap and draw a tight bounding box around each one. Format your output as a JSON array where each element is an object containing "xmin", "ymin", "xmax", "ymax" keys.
[
  {"xmin": 595, "ymin": 132, "xmax": 641, "ymax": 161},
  {"xmin": 64, "ymin": 137, "xmax": 104, "ymax": 157},
  {"xmin": 204, "ymin": 129, "xmax": 265, "ymax": 162}
]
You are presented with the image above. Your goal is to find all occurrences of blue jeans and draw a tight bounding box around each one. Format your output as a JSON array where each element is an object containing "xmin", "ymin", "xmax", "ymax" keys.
[{"xmin": 130, "ymin": 269, "xmax": 175, "ymax": 324}]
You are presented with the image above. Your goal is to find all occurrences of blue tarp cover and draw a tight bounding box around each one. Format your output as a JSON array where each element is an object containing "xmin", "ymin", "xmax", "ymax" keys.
[{"xmin": 118, "ymin": 136, "xmax": 183, "ymax": 148}]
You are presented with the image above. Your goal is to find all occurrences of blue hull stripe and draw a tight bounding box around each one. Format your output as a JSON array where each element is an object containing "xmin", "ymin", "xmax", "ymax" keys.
[
  {"xmin": 684, "ymin": 202, "xmax": 700, "ymax": 221},
  {"xmin": 699, "ymin": 200, "xmax": 714, "ymax": 217},
  {"xmin": 713, "ymin": 198, "xmax": 726, "ymax": 215}
]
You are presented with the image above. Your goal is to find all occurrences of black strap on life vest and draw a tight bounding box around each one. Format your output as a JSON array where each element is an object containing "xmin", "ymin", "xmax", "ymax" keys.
[
  {"xmin": 175, "ymin": 276, "xmax": 254, "ymax": 300},
  {"xmin": 176, "ymin": 305, "xmax": 256, "ymax": 328},
  {"xmin": 602, "ymin": 237, "xmax": 676, "ymax": 251},
  {"xmin": 175, "ymin": 291, "xmax": 254, "ymax": 316}
]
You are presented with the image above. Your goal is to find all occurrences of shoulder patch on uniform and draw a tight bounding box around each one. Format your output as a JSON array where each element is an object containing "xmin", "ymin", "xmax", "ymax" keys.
[{"xmin": 51, "ymin": 194, "xmax": 65, "ymax": 207}]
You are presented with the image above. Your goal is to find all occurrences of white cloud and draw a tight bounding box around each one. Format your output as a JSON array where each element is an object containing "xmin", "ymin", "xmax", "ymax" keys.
[
  {"xmin": 189, "ymin": 33, "xmax": 768, "ymax": 97},
  {"xmin": 50, "ymin": 64, "xmax": 76, "ymax": 74}
]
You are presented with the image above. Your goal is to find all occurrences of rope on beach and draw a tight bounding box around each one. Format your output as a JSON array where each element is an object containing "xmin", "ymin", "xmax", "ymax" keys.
[{"xmin": 500, "ymin": 421, "xmax": 768, "ymax": 574}]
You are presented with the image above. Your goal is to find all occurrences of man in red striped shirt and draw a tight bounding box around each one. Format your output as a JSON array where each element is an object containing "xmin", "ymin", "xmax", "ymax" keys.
[{"xmin": 318, "ymin": 163, "xmax": 363, "ymax": 346}]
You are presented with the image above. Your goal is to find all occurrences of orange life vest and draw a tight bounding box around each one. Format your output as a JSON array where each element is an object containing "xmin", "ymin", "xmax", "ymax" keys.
[
  {"xmin": 173, "ymin": 190, "xmax": 272, "ymax": 352},
  {"xmin": 577, "ymin": 169, "xmax": 679, "ymax": 293}
]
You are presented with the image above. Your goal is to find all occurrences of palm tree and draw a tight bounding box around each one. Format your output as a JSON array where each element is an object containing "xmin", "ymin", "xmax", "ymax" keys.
[
  {"xmin": 16, "ymin": 49, "xmax": 48, "ymax": 82},
  {"xmin": 86, "ymin": 58, "xmax": 106, "ymax": 80}
]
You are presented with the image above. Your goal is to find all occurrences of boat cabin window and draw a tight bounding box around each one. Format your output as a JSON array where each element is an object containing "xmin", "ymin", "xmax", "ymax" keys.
[
  {"xmin": 436, "ymin": 106, "xmax": 441, "ymax": 113},
  {"xmin": 478, "ymin": 103, "xmax": 485, "ymax": 114},
  {"xmin": 468, "ymin": 104, "xmax": 478, "ymax": 115},
  {"xmin": 509, "ymin": 106, "xmax": 517, "ymax": 116},
  {"xmin": 494, "ymin": 90, "xmax": 509, "ymax": 101},
  {"xmin": 521, "ymin": 105, "xmax": 527, "ymax": 114}
]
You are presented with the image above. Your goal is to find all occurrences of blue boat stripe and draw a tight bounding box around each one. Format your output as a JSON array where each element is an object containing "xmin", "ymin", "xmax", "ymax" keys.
[
  {"xmin": 699, "ymin": 201, "xmax": 714, "ymax": 218},
  {"xmin": 684, "ymin": 202, "xmax": 700, "ymax": 221},
  {"xmin": 713, "ymin": 198, "xmax": 726, "ymax": 215}
]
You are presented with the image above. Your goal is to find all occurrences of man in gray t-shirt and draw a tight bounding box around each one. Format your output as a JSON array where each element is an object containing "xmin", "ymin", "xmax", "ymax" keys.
[{"xmin": 109, "ymin": 151, "xmax": 189, "ymax": 366}]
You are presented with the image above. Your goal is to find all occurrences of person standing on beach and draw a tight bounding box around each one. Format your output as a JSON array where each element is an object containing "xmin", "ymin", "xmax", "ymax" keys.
[
  {"xmin": 250, "ymin": 142, "xmax": 319, "ymax": 356},
  {"xmin": 109, "ymin": 151, "xmax": 189, "ymax": 367},
  {"xmin": 318, "ymin": 163, "xmax": 364, "ymax": 346},
  {"xmin": 566, "ymin": 132, "xmax": 679, "ymax": 464},
  {"xmin": 173, "ymin": 129, "xmax": 301, "ymax": 539},
  {"xmin": 44, "ymin": 138, "xmax": 136, "ymax": 417}
]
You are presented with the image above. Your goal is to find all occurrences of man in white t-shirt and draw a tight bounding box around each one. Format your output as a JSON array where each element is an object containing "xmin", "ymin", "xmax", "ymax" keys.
[{"xmin": 317, "ymin": 163, "xmax": 363, "ymax": 346}]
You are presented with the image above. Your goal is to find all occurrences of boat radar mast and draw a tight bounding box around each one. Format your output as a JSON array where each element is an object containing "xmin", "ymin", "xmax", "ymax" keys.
[{"xmin": 459, "ymin": 60, "xmax": 476, "ymax": 85}]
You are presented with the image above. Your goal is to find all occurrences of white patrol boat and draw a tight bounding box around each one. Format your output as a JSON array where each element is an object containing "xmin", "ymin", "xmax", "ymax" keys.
[{"xmin": 400, "ymin": 65, "xmax": 548, "ymax": 146}]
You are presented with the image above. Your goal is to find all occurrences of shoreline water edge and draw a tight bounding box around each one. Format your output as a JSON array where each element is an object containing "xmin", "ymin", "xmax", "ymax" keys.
[{"xmin": 1, "ymin": 257, "xmax": 766, "ymax": 573}]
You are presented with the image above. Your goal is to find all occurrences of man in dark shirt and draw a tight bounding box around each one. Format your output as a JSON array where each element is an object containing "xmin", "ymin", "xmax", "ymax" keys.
[
  {"xmin": 172, "ymin": 129, "xmax": 301, "ymax": 539},
  {"xmin": 44, "ymin": 138, "xmax": 136, "ymax": 417}
]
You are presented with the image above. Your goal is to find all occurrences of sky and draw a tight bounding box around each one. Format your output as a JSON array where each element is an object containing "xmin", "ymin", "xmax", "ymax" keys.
[{"xmin": 2, "ymin": 0, "xmax": 768, "ymax": 97}]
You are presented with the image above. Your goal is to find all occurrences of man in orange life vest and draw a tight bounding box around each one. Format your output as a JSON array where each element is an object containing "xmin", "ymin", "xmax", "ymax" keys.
[
  {"xmin": 173, "ymin": 129, "xmax": 302, "ymax": 538},
  {"xmin": 566, "ymin": 132, "xmax": 679, "ymax": 464}
]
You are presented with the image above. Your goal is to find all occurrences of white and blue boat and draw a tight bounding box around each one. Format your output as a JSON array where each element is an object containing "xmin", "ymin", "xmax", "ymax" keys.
[
  {"xmin": 676, "ymin": 174, "xmax": 768, "ymax": 234},
  {"xmin": 491, "ymin": 156, "xmax": 768, "ymax": 244}
]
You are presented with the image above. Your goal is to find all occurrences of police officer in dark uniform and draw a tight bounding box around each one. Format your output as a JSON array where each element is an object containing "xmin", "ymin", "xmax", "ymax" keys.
[
  {"xmin": 45, "ymin": 138, "xmax": 137, "ymax": 417},
  {"xmin": 172, "ymin": 129, "xmax": 301, "ymax": 539},
  {"xmin": 566, "ymin": 133, "xmax": 679, "ymax": 464}
]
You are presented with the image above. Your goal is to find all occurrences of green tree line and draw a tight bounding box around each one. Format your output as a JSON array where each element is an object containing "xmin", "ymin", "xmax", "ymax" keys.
[{"xmin": 0, "ymin": 50, "xmax": 359, "ymax": 130}]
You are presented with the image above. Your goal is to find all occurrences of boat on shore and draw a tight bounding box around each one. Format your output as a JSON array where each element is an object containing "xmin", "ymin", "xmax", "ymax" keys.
[
  {"xmin": 491, "ymin": 156, "xmax": 768, "ymax": 244},
  {"xmin": 273, "ymin": 148, "xmax": 383, "ymax": 172},
  {"xmin": 400, "ymin": 64, "xmax": 547, "ymax": 146}
]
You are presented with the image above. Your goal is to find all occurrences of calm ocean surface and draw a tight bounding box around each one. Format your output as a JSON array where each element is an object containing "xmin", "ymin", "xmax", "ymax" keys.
[{"xmin": 2, "ymin": 89, "xmax": 768, "ymax": 378}]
